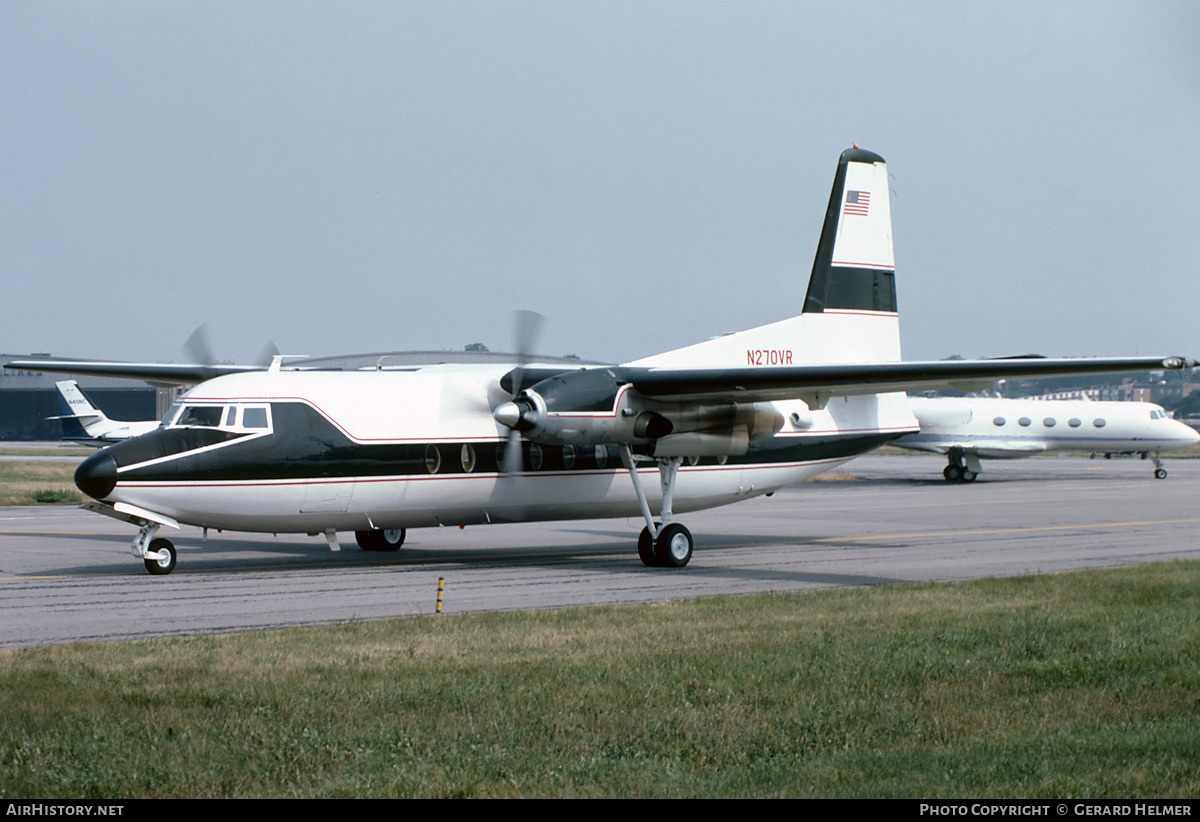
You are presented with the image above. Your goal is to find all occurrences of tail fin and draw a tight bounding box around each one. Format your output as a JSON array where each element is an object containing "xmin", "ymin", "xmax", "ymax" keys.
[
  {"xmin": 802, "ymin": 147, "xmax": 896, "ymax": 314},
  {"xmin": 50, "ymin": 380, "xmax": 110, "ymax": 440},
  {"xmin": 626, "ymin": 146, "xmax": 900, "ymax": 368}
]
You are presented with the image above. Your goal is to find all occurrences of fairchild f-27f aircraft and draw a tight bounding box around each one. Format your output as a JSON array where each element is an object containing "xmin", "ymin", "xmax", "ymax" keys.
[
  {"xmin": 50, "ymin": 380, "xmax": 159, "ymax": 445},
  {"xmin": 8, "ymin": 147, "xmax": 1193, "ymax": 575},
  {"xmin": 896, "ymin": 395, "xmax": 1199, "ymax": 481}
]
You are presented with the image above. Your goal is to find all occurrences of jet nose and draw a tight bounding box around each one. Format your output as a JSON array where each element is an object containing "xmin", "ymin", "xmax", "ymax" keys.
[{"xmin": 75, "ymin": 451, "xmax": 118, "ymax": 500}]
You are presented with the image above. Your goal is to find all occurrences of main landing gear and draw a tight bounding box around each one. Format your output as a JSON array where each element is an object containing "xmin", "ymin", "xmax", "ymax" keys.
[
  {"xmin": 621, "ymin": 448, "xmax": 694, "ymax": 568},
  {"xmin": 942, "ymin": 449, "xmax": 979, "ymax": 483},
  {"xmin": 354, "ymin": 528, "xmax": 407, "ymax": 551}
]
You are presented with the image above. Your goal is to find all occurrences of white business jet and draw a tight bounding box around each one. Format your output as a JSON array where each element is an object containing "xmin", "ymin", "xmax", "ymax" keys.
[
  {"xmin": 50, "ymin": 380, "xmax": 159, "ymax": 445},
  {"xmin": 6, "ymin": 147, "xmax": 1193, "ymax": 574},
  {"xmin": 896, "ymin": 395, "xmax": 1198, "ymax": 481}
]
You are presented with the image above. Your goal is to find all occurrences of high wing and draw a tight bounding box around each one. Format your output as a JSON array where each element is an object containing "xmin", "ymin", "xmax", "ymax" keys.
[
  {"xmin": 621, "ymin": 356, "xmax": 1193, "ymax": 403},
  {"xmin": 3, "ymin": 359, "xmax": 264, "ymax": 388}
]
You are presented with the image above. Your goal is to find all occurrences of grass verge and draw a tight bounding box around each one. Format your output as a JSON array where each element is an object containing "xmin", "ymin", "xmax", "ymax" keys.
[
  {"xmin": 0, "ymin": 460, "xmax": 83, "ymax": 505},
  {"xmin": 2, "ymin": 561, "xmax": 1197, "ymax": 798}
]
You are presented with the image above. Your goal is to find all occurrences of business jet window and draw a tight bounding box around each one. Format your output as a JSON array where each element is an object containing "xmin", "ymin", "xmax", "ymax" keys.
[
  {"xmin": 1093, "ymin": 418, "xmax": 1107, "ymax": 428},
  {"xmin": 1068, "ymin": 418, "xmax": 1082, "ymax": 428},
  {"xmin": 1043, "ymin": 418, "xmax": 1057, "ymax": 427},
  {"xmin": 1018, "ymin": 417, "xmax": 1032, "ymax": 427},
  {"xmin": 993, "ymin": 417, "xmax": 1006, "ymax": 426}
]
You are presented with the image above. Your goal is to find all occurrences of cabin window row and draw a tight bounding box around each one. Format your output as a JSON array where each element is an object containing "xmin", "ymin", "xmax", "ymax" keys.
[
  {"xmin": 423, "ymin": 442, "xmax": 728, "ymax": 474},
  {"xmin": 991, "ymin": 416, "xmax": 1106, "ymax": 429}
]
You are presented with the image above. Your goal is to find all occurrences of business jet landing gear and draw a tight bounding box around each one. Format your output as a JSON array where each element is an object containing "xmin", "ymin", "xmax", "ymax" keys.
[
  {"xmin": 355, "ymin": 528, "xmax": 406, "ymax": 551},
  {"xmin": 622, "ymin": 449, "xmax": 693, "ymax": 567},
  {"xmin": 132, "ymin": 524, "xmax": 177, "ymax": 575},
  {"xmin": 942, "ymin": 449, "xmax": 980, "ymax": 483}
]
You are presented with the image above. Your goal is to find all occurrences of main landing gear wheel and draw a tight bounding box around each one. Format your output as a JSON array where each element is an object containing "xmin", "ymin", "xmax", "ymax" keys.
[
  {"xmin": 638, "ymin": 526, "xmax": 657, "ymax": 566},
  {"xmin": 355, "ymin": 528, "xmax": 406, "ymax": 551},
  {"xmin": 942, "ymin": 451, "xmax": 978, "ymax": 482},
  {"xmin": 637, "ymin": 523, "xmax": 694, "ymax": 568},
  {"xmin": 144, "ymin": 538, "xmax": 177, "ymax": 576},
  {"xmin": 1155, "ymin": 467, "xmax": 1168, "ymax": 480}
]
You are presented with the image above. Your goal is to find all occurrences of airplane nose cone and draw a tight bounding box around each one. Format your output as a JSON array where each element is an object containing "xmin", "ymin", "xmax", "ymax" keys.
[
  {"xmin": 75, "ymin": 451, "xmax": 118, "ymax": 500},
  {"xmin": 494, "ymin": 401, "xmax": 522, "ymax": 429}
]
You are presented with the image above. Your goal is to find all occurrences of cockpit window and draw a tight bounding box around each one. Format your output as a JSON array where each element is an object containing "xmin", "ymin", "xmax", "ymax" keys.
[
  {"xmin": 177, "ymin": 406, "xmax": 224, "ymax": 427},
  {"xmin": 242, "ymin": 407, "xmax": 269, "ymax": 429},
  {"xmin": 166, "ymin": 403, "xmax": 272, "ymax": 433},
  {"xmin": 160, "ymin": 403, "xmax": 182, "ymax": 428}
]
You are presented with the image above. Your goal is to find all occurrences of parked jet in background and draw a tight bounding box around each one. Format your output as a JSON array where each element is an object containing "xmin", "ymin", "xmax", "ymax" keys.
[
  {"xmin": 51, "ymin": 381, "xmax": 159, "ymax": 445},
  {"xmin": 896, "ymin": 396, "xmax": 1199, "ymax": 480}
]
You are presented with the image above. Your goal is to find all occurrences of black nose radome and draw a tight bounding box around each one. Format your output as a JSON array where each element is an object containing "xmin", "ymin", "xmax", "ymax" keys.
[{"xmin": 75, "ymin": 452, "xmax": 118, "ymax": 500}]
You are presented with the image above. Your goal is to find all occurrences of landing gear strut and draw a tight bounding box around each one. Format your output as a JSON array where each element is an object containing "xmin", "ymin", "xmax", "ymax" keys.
[
  {"xmin": 1143, "ymin": 451, "xmax": 1169, "ymax": 479},
  {"xmin": 621, "ymin": 448, "xmax": 693, "ymax": 568}
]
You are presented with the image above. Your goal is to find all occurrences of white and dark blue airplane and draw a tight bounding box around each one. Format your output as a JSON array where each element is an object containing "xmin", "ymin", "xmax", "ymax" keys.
[
  {"xmin": 7, "ymin": 147, "xmax": 1193, "ymax": 575},
  {"xmin": 895, "ymin": 395, "xmax": 1199, "ymax": 481},
  {"xmin": 50, "ymin": 380, "xmax": 159, "ymax": 445}
]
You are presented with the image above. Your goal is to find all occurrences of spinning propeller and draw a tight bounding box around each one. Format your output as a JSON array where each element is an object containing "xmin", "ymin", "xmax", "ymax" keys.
[
  {"xmin": 184, "ymin": 324, "xmax": 280, "ymax": 370},
  {"xmin": 497, "ymin": 310, "xmax": 545, "ymax": 474}
]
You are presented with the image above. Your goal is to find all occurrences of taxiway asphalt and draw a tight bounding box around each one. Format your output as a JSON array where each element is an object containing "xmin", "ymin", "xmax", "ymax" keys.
[{"xmin": 1, "ymin": 453, "xmax": 1197, "ymax": 648}]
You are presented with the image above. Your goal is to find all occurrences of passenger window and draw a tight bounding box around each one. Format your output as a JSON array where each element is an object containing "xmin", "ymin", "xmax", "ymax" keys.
[
  {"xmin": 1043, "ymin": 418, "xmax": 1056, "ymax": 427},
  {"xmin": 1068, "ymin": 418, "xmax": 1082, "ymax": 428},
  {"xmin": 1093, "ymin": 418, "xmax": 1107, "ymax": 428},
  {"xmin": 993, "ymin": 417, "xmax": 1006, "ymax": 426},
  {"xmin": 1018, "ymin": 417, "xmax": 1032, "ymax": 427}
]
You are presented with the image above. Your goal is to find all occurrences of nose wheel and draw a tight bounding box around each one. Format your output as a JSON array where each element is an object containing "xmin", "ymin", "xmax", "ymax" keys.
[{"xmin": 144, "ymin": 538, "xmax": 177, "ymax": 575}]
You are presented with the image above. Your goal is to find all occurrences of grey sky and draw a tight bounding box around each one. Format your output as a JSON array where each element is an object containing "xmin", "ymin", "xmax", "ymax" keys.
[{"xmin": 3, "ymin": 1, "xmax": 1197, "ymax": 367}]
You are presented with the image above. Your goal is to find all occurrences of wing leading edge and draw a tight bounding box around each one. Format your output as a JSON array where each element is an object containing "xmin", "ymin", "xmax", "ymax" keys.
[{"xmin": 624, "ymin": 356, "xmax": 1195, "ymax": 404}]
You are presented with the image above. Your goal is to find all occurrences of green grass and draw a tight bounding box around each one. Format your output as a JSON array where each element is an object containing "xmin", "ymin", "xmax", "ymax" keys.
[
  {"xmin": 2, "ymin": 561, "xmax": 1198, "ymax": 798},
  {"xmin": 0, "ymin": 460, "xmax": 83, "ymax": 505}
]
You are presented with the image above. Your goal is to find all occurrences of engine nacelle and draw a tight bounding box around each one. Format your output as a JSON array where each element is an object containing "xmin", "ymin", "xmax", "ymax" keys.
[{"xmin": 493, "ymin": 367, "xmax": 784, "ymax": 454}]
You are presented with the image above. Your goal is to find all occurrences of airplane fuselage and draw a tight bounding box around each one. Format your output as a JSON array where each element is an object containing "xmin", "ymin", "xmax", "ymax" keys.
[
  {"xmin": 898, "ymin": 395, "xmax": 1199, "ymax": 459},
  {"xmin": 75, "ymin": 365, "xmax": 918, "ymax": 534}
]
